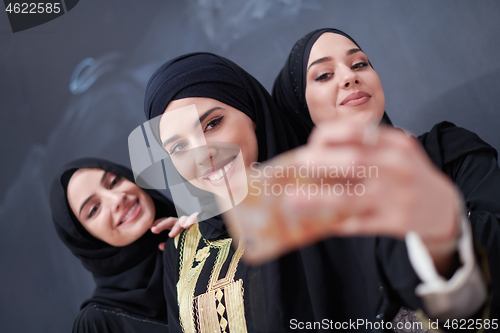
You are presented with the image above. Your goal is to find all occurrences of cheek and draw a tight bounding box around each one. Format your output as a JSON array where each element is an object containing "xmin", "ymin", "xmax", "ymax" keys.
[
  {"xmin": 243, "ymin": 133, "xmax": 258, "ymax": 167},
  {"xmin": 369, "ymin": 74, "xmax": 386, "ymax": 117},
  {"xmin": 225, "ymin": 120, "xmax": 253, "ymax": 149},
  {"xmin": 238, "ymin": 122, "xmax": 258, "ymax": 166},
  {"xmin": 306, "ymin": 85, "xmax": 338, "ymax": 124},
  {"xmin": 172, "ymin": 157, "xmax": 195, "ymax": 178},
  {"xmin": 82, "ymin": 217, "xmax": 109, "ymax": 242},
  {"xmin": 140, "ymin": 192, "xmax": 156, "ymax": 222},
  {"xmin": 305, "ymin": 86, "xmax": 322, "ymax": 110}
]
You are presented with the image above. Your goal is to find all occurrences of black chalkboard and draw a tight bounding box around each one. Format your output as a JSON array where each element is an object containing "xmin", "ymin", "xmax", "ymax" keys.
[{"xmin": 1, "ymin": 1, "xmax": 499, "ymax": 332}]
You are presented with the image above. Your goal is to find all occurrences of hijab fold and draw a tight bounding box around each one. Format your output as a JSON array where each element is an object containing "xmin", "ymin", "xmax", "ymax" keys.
[{"xmin": 50, "ymin": 158, "xmax": 176, "ymax": 320}]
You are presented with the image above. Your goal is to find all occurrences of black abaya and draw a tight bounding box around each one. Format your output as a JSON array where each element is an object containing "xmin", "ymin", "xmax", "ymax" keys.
[{"xmin": 272, "ymin": 28, "xmax": 500, "ymax": 328}]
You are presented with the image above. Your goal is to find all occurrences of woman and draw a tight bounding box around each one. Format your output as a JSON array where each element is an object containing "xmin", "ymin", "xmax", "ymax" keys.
[
  {"xmin": 144, "ymin": 52, "xmax": 303, "ymax": 333},
  {"xmin": 273, "ymin": 28, "xmax": 499, "ymax": 325},
  {"xmin": 50, "ymin": 158, "xmax": 188, "ymax": 332},
  {"xmin": 142, "ymin": 52, "xmax": 474, "ymax": 332}
]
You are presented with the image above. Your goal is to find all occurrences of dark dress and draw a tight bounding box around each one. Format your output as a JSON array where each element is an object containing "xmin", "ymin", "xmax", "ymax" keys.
[
  {"xmin": 143, "ymin": 51, "xmax": 498, "ymax": 332},
  {"xmin": 73, "ymin": 302, "xmax": 169, "ymax": 333},
  {"xmin": 163, "ymin": 224, "xmax": 420, "ymax": 333},
  {"xmin": 272, "ymin": 28, "xmax": 500, "ymax": 329},
  {"xmin": 419, "ymin": 121, "xmax": 500, "ymax": 324},
  {"xmin": 163, "ymin": 122, "xmax": 499, "ymax": 333}
]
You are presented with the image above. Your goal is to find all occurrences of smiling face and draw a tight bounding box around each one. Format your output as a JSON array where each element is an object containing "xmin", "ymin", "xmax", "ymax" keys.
[
  {"xmin": 159, "ymin": 97, "xmax": 257, "ymax": 203},
  {"xmin": 305, "ymin": 33, "xmax": 385, "ymax": 125},
  {"xmin": 67, "ymin": 168, "xmax": 155, "ymax": 247}
]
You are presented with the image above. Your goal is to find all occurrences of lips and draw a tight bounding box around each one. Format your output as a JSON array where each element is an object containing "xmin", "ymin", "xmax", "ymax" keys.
[
  {"xmin": 340, "ymin": 91, "xmax": 371, "ymax": 106},
  {"xmin": 199, "ymin": 155, "xmax": 238, "ymax": 187},
  {"xmin": 202, "ymin": 156, "xmax": 237, "ymax": 180},
  {"xmin": 117, "ymin": 198, "xmax": 140, "ymax": 227}
]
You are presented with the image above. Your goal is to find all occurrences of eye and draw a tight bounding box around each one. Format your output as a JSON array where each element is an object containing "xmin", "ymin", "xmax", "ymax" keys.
[
  {"xmin": 352, "ymin": 61, "xmax": 368, "ymax": 70},
  {"xmin": 88, "ymin": 203, "xmax": 100, "ymax": 219},
  {"xmin": 204, "ymin": 116, "xmax": 224, "ymax": 132},
  {"xmin": 109, "ymin": 175, "xmax": 121, "ymax": 189},
  {"xmin": 314, "ymin": 72, "xmax": 333, "ymax": 82},
  {"xmin": 170, "ymin": 141, "xmax": 188, "ymax": 156}
]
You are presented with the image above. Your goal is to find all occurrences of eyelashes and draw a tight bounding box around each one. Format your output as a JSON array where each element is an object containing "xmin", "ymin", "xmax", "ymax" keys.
[
  {"xmin": 88, "ymin": 203, "xmax": 100, "ymax": 219},
  {"xmin": 109, "ymin": 175, "xmax": 121, "ymax": 189},
  {"xmin": 169, "ymin": 116, "xmax": 224, "ymax": 156},
  {"xmin": 351, "ymin": 61, "xmax": 368, "ymax": 69},
  {"xmin": 87, "ymin": 174, "xmax": 121, "ymax": 219},
  {"xmin": 205, "ymin": 116, "xmax": 223, "ymax": 132},
  {"xmin": 313, "ymin": 61, "xmax": 369, "ymax": 82},
  {"xmin": 169, "ymin": 141, "xmax": 188, "ymax": 156},
  {"xmin": 315, "ymin": 72, "xmax": 333, "ymax": 82}
]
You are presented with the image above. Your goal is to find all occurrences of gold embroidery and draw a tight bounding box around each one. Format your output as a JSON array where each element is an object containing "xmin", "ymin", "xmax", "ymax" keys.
[
  {"xmin": 194, "ymin": 279, "xmax": 247, "ymax": 333},
  {"xmin": 177, "ymin": 224, "xmax": 207, "ymax": 333},
  {"xmin": 177, "ymin": 225, "xmax": 247, "ymax": 333},
  {"xmin": 225, "ymin": 280, "xmax": 247, "ymax": 333},
  {"xmin": 174, "ymin": 232, "xmax": 180, "ymax": 249},
  {"xmin": 206, "ymin": 238, "xmax": 245, "ymax": 292},
  {"xmin": 196, "ymin": 291, "xmax": 219, "ymax": 332}
]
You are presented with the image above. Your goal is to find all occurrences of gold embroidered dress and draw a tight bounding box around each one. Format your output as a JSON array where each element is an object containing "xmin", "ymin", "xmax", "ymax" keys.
[{"xmin": 174, "ymin": 223, "xmax": 247, "ymax": 333}]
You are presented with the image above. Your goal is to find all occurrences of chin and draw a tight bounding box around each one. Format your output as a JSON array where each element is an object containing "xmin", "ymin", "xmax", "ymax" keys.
[{"xmin": 350, "ymin": 109, "xmax": 381, "ymax": 123}]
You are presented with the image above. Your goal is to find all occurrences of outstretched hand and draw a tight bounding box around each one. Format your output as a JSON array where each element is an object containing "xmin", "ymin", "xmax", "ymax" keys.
[{"xmin": 290, "ymin": 120, "xmax": 461, "ymax": 275}]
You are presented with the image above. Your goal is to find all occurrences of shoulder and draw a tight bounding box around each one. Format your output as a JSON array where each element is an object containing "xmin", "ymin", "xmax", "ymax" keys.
[
  {"xmin": 417, "ymin": 121, "xmax": 497, "ymax": 168},
  {"xmin": 73, "ymin": 303, "xmax": 168, "ymax": 333},
  {"xmin": 73, "ymin": 304, "xmax": 108, "ymax": 332},
  {"xmin": 164, "ymin": 223, "xmax": 202, "ymax": 272}
]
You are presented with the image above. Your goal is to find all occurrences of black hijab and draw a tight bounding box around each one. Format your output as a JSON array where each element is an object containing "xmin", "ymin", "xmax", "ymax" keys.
[
  {"xmin": 273, "ymin": 28, "xmax": 392, "ymax": 145},
  {"xmin": 144, "ymin": 52, "xmax": 303, "ymax": 239},
  {"xmin": 272, "ymin": 28, "xmax": 495, "ymax": 161},
  {"xmin": 50, "ymin": 158, "xmax": 177, "ymax": 321}
]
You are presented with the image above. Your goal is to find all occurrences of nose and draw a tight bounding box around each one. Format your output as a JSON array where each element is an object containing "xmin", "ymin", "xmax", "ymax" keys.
[
  {"xmin": 339, "ymin": 66, "xmax": 360, "ymax": 89},
  {"xmin": 107, "ymin": 191, "xmax": 126, "ymax": 212},
  {"xmin": 194, "ymin": 142, "xmax": 218, "ymax": 166}
]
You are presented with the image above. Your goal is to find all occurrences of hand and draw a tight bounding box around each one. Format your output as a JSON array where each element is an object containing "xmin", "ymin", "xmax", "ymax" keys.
[
  {"xmin": 290, "ymin": 120, "xmax": 460, "ymax": 274},
  {"xmin": 151, "ymin": 212, "xmax": 199, "ymax": 251}
]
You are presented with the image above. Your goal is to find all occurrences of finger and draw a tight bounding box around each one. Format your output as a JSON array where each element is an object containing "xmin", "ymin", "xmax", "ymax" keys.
[
  {"xmin": 151, "ymin": 217, "xmax": 178, "ymax": 233},
  {"xmin": 296, "ymin": 141, "xmax": 425, "ymax": 184},
  {"xmin": 181, "ymin": 212, "xmax": 199, "ymax": 228},
  {"xmin": 152, "ymin": 216, "xmax": 177, "ymax": 227},
  {"xmin": 153, "ymin": 216, "xmax": 177, "ymax": 227},
  {"xmin": 308, "ymin": 120, "xmax": 415, "ymax": 153},
  {"xmin": 158, "ymin": 242, "xmax": 165, "ymax": 251},
  {"xmin": 308, "ymin": 120, "xmax": 372, "ymax": 148},
  {"xmin": 177, "ymin": 215, "xmax": 188, "ymax": 227},
  {"xmin": 285, "ymin": 182, "xmax": 377, "ymax": 218},
  {"xmin": 328, "ymin": 212, "xmax": 407, "ymax": 239},
  {"xmin": 293, "ymin": 147, "xmax": 374, "ymax": 183},
  {"xmin": 168, "ymin": 222, "xmax": 184, "ymax": 238}
]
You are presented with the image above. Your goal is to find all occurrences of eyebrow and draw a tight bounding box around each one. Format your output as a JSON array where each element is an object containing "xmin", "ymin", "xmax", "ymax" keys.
[
  {"xmin": 162, "ymin": 134, "xmax": 180, "ymax": 147},
  {"xmin": 307, "ymin": 56, "xmax": 331, "ymax": 73},
  {"xmin": 161, "ymin": 107, "xmax": 222, "ymax": 147},
  {"xmin": 195, "ymin": 107, "xmax": 222, "ymax": 128},
  {"xmin": 78, "ymin": 171, "xmax": 108, "ymax": 217},
  {"xmin": 307, "ymin": 48, "xmax": 363, "ymax": 73},
  {"xmin": 347, "ymin": 48, "xmax": 362, "ymax": 56}
]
